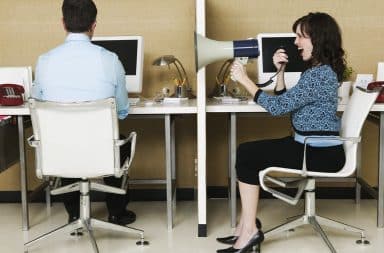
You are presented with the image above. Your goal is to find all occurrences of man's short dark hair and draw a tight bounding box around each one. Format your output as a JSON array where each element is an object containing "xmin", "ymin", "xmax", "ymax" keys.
[{"xmin": 62, "ymin": 0, "xmax": 97, "ymax": 33}]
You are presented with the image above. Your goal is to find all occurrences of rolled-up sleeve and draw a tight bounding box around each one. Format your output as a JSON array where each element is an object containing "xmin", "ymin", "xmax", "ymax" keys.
[
  {"xmin": 114, "ymin": 56, "xmax": 129, "ymax": 119},
  {"xmin": 32, "ymin": 56, "xmax": 45, "ymax": 99}
]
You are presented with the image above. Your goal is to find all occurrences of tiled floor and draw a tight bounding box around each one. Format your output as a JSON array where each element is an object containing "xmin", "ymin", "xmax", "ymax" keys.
[{"xmin": 1, "ymin": 199, "xmax": 383, "ymax": 252}]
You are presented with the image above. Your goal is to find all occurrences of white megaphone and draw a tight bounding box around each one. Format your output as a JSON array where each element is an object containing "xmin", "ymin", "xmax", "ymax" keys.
[{"xmin": 194, "ymin": 31, "xmax": 259, "ymax": 71}]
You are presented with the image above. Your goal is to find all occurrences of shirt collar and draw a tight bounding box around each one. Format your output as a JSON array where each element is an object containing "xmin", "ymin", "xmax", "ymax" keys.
[{"xmin": 65, "ymin": 33, "xmax": 91, "ymax": 42}]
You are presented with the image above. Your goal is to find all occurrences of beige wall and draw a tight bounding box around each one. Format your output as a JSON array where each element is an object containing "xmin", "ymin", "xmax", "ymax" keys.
[{"xmin": 0, "ymin": 0, "xmax": 383, "ymax": 191}]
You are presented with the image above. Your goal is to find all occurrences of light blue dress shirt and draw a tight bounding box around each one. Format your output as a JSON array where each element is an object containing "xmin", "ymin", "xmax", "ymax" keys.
[{"xmin": 33, "ymin": 33, "xmax": 129, "ymax": 119}]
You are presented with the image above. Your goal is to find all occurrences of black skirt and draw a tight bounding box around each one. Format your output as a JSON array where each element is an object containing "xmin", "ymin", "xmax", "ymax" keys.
[{"xmin": 235, "ymin": 136, "xmax": 346, "ymax": 185}]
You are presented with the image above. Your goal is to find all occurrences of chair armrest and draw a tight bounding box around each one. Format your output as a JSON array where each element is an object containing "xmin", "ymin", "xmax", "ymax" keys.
[
  {"xmin": 115, "ymin": 132, "xmax": 135, "ymax": 147},
  {"xmin": 116, "ymin": 132, "xmax": 137, "ymax": 190},
  {"xmin": 259, "ymin": 167, "xmax": 308, "ymax": 205},
  {"xmin": 117, "ymin": 132, "xmax": 137, "ymax": 171},
  {"xmin": 27, "ymin": 135, "xmax": 40, "ymax": 148},
  {"xmin": 301, "ymin": 136, "xmax": 360, "ymax": 176}
]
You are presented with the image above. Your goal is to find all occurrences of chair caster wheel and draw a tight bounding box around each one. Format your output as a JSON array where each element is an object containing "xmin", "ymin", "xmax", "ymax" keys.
[
  {"xmin": 136, "ymin": 240, "xmax": 149, "ymax": 246},
  {"xmin": 356, "ymin": 239, "xmax": 370, "ymax": 245},
  {"xmin": 70, "ymin": 229, "xmax": 83, "ymax": 236}
]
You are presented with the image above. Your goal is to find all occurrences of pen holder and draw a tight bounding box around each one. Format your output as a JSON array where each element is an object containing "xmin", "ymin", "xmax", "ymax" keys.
[{"xmin": 175, "ymin": 85, "xmax": 186, "ymax": 98}]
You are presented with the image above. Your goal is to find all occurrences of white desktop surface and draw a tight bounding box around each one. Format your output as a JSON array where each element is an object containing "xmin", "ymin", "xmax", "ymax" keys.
[
  {"xmin": 0, "ymin": 99, "xmax": 198, "ymax": 115},
  {"xmin": 129, "ymin": 99, "xmax": 197, "ymax": 114},
  {"xmin": 0, "ymin": 103, "xmax": 30, "ymax": 115}
]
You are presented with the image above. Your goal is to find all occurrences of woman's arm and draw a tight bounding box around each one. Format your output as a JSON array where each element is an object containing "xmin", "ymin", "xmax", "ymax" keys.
[
  {"xmin": 230, "ymin": 48, "xmax": 289, "ymax": 96},
  {"xmin": 273, "ymin": 48, "xmax": 288, "ymax": 92},
  {"xmin": 230, "ymin": 60, "xmax": 259, "ymax": 97}
]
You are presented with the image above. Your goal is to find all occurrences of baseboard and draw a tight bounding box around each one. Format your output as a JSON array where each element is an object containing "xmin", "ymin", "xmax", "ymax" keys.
[
  {"xmin": 207, "ymin": 186, "xmax": 376, "ymax": 199},
  {"xmin": 0, "ymin": 188, "xmax": 195, "ymax": 203},
  {"xmin": 0, "ymin": 186, "xmax": 375, "ymax": 203}
]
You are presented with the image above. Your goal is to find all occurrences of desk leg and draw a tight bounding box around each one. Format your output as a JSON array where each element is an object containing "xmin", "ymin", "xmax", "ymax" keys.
[
  {"xmin": 197, "ymin": 103, "xmax": 207, "ymax": 237},
  {"xmin": 229, "ymin": 113, "xmax": 237, "ymax": 227},
  {"xmin": 165, "ymin": 114, "xmax": 174, "ymax": 230},
  {"xmin": 379, "ymin": 112, "xmax": 384, "ymax": 227},
  {"xmin": 355, "ymin": 142, "xmax": 362, "ymax": 204},
  {"xmin": 171, "ymin": 116, "xmax": 177, "ymax": 224},
  {"xmin": 18, "ymin": 115, "xmax": 29, "ymax": 231}
]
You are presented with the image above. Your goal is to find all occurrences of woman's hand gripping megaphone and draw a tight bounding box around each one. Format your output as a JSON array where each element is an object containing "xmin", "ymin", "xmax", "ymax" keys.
[{"xmin": 230, "ymin": 59, "xmax": 250, "ymax": 84}]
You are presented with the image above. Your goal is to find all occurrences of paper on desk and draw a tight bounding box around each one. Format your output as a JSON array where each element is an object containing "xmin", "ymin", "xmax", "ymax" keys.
[
  {"xmin": 353, "ymin": 74, "xmax": 374, "ymax": 90},
  {"xmin": 163, "ymin": 97, "xmax": 188, "ymax": 103}
]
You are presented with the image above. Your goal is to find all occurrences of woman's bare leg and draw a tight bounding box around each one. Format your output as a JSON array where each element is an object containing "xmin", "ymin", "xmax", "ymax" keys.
[
  {"xmin": 233, "ymin": 215, "xmax": 244, "ymax": 236},
  {"xmin": 233, "ymin": 181, "xmax": 260, "ymax": 248}
]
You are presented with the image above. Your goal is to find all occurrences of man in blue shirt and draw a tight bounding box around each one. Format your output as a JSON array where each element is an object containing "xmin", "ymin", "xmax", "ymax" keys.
[{"xmin": 33, "ymin": 0, "xmax": 135, "ymax": 226}]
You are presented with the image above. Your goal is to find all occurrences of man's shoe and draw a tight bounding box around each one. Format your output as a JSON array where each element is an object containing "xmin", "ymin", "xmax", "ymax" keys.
[
  {"xmin": 108, "ymin": 210, "xmax": 136, "ymax": 225},
  {"xmin": 68, "ymin": 215, "xmax": 83, "ymax": 236},
  {"xmin": 68, "ymin": 215, "xmax": 79, "ymax": 223}
]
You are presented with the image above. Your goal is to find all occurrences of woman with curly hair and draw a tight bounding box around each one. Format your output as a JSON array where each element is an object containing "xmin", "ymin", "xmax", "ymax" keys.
[{"xmin": 216, "ymin": 12, "xmax": 347, "ymax": 253}]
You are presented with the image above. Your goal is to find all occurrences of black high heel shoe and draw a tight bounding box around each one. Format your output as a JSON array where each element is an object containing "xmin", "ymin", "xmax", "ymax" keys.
[
  {"xmin": 216, "ymin": 230, "xmax": 264, "ymax": 253},
  {"xmin": 216, "ymin": 218, "xmax": 262, "ymax": 245}
]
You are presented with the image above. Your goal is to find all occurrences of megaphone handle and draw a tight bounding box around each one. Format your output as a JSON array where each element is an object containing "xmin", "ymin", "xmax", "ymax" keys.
[
  {"xmin": 231, "ymin": 57, "xmax": 248, "ymax": 81},
  {"xmin": 237, "ymin": 57, "xmax": 248, "ymax": 65}
]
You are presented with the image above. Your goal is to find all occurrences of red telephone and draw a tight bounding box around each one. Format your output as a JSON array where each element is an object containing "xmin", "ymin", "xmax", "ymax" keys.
[
  {"xmin": 367, "ymin": 81, "xmax": 384, "ymax": 103},
  {"xmin": 0, "ymin": 83, "xmax": 25, "ymax": 106}
]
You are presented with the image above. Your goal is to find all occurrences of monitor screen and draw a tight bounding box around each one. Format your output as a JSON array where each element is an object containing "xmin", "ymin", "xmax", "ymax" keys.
[
  {"xmin": 92, "ymin": 36, "xmax": 144, "ymax": 93},
  {"xmin": 257, "ymin": 33, "xmax": 306, "ymax": 90}
]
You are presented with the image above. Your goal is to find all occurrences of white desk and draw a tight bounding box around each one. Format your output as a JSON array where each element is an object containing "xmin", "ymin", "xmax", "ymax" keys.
[
  {"xmin": 0, "ymin": 99, "xmax": 197, "ymax": 231},
  {"xmin": 206, "ymin": 99, "xmax": 384, "ymax": 229}
]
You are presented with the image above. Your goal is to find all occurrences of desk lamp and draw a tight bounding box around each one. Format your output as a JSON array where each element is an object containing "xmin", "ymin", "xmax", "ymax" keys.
[
  {"xmin": 152, "ymin": 55, "xmax": 194, "ymax": 98},
  {"xmin": 210, "ymin": 59, "xmax": 245, "ymax": 98},
  {"xmin": 212, "ymin": 59, "xmax": 233, "ymax": 97}
]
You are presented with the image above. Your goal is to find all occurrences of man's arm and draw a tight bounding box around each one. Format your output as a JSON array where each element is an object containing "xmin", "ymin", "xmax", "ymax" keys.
[
  {"xmin": 32, "ymin": 56, "xmax": 44, "ymax": 99},
  {"xmin": 114, "ymin": 57, "xmax": 129, "ymax": 119}
]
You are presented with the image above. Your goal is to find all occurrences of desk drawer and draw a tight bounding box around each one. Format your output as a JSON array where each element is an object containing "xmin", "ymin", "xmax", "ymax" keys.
[{"xmin": 0, "ymin": 116, "xmax": 19, "ymax": 173}]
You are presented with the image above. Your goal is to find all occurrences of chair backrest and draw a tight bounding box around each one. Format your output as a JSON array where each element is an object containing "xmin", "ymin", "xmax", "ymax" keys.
[
  {"xmin": 29, "ymin": 98, "xmax": 120, "ymax": 178},
  {"xmin": 0, "ymin": 66, "xmax": 32, "ymax": 100},
  {"xmin": 337, "ymin": 87, "xmax": 380, "ymax": 176}
]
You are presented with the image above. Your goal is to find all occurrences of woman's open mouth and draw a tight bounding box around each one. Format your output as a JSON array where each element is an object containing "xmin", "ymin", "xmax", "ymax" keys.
[{"xmin": 298, "ymin": 48, "xmax": 304, "ymax": 56}]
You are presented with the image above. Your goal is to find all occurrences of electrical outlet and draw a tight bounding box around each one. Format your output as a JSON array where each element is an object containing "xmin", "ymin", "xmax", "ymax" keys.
[{"xmin": 354, "ymin": 74, "xmax": 374, "ymax": 90}]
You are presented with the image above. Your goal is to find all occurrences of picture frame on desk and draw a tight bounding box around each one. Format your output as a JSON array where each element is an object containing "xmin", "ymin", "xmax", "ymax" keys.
[
  {"xmin": 377, "ymin": 62, "xmax": 384, "ymax": 81},
  {"xmin": 354, "ymin": 74, "xmax": 374, "ymax": 90}
]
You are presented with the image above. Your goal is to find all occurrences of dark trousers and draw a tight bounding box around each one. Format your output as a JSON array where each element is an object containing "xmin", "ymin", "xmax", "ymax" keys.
[
  {"xmin": 62, "ymin": 135, "xmax": 131, "ymax": 218},
  {"xmin": 236, "ymin": 136, "xmax": 346, "ymax": 185}
]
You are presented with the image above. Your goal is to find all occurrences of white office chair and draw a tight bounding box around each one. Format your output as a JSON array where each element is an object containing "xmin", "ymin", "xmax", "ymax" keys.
[
  {"xmin": 24, "ymin": 98, "xmax": 148, "ymax": 253},
  {"xmin": 259, "ymin": 87, "xmax": 380, "ymax": 253}
]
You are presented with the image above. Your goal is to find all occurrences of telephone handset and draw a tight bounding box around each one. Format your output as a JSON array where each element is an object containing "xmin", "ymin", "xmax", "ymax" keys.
[
  {"xmin": 367, "ymin": 81, "xmax": 384, "ymax": 103},
  {"xmin": 257, "ymin": 46, "xmax": 287, "ymax": 88},
  {"xmin": 0, "ymin": 83, "xmax": 25, "ymax": 106}
]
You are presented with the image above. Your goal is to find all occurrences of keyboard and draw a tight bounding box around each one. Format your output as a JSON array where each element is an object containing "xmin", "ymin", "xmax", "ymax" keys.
[
  {"xmin": 213, "ymin": 96, "xmax": 240, "ymax": 104},
  {"xmin": 128, "ymin": 97, "xmax": 140, "ymax": 105}
]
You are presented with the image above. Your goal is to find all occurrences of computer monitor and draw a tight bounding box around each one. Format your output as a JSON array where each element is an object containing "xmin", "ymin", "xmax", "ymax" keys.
[
  {"xmin": 257, "ymin": 33, "xmax": 306, "ymax": 90},
  {"xmin": 92, "ymin": 36, "xmax": 144, "ymax": 93}
]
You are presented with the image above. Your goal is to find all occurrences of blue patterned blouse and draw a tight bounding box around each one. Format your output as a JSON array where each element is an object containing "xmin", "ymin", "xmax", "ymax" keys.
[{"xmin": 254, "ymin": 64, "xmax": 340, "ymax": 136}]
